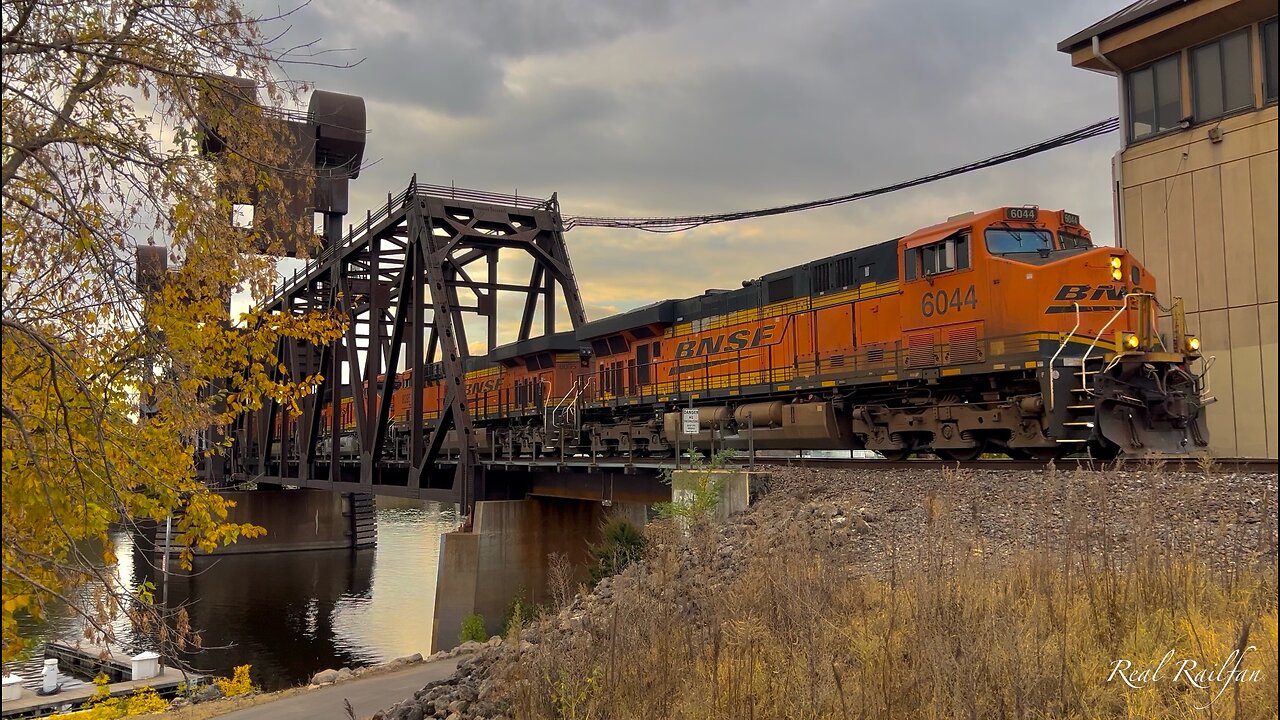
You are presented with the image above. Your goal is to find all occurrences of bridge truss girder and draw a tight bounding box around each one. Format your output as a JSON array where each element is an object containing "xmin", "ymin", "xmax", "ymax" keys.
[{"xmin": 237, "ymin": 178, "xmax": 586, "ymax": 508}]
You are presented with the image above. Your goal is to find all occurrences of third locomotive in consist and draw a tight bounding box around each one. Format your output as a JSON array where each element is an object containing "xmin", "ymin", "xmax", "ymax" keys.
[{"xmin": 264, "ymin": 205, "xmax": 1211, "ymax": 466}]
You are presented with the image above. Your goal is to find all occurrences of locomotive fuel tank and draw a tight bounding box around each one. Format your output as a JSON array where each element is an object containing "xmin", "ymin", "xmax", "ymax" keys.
[{"xmin": 666, "ymin": 402, "xmax": 855, "ymax": 451}]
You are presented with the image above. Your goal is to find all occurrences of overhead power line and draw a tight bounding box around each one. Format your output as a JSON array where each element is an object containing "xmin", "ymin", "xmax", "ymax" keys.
[{"xmin": 563, "ymin": 116, "xmax": 1119, "ymax": 233}]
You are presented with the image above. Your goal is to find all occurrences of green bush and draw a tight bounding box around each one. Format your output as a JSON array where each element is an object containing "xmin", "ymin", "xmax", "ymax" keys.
[
  {"xmin": 459, "ymin": 612, "xmax": 488, "ymax": 644},
  {"xmin": 503, "ymin": 589, "xmax": 537, "ymax": 637},
  {"xmin": 587, "ymin": 517, "xmax": 647, "ymax": 584}
]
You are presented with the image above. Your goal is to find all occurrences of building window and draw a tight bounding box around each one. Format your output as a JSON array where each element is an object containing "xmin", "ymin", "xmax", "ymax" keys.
[
  {"xmin": 1127, "ymin": 55, "xmax": 1182, "ymax": 140},
  {"xmin": 1191, "ymin": 28, "xmax": 1253, "ymax": 120},
  {"xmin": 1265, "ymin": 19, "xmax": 1278, "ymax": 103}
]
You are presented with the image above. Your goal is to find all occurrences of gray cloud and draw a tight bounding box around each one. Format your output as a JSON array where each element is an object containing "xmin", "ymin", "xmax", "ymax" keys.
[{"xmin": 245, "ymin": 0, "xmax": 1125, "ymax": 333}]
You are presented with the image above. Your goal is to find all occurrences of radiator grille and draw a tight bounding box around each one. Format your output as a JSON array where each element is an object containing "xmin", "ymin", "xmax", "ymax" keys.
[
  {"xmin": 906, "ymin": 333, "xmax": 937, "ymax": 368},
  {"xmin": 948, "ymin": 326, "xmax": 979, "ymax": 364}
]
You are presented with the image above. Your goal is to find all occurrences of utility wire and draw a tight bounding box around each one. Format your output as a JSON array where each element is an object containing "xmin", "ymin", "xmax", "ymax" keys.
[{"xmin": 563, "ymin": 116, "xmax": 1119, "ymax": 233}]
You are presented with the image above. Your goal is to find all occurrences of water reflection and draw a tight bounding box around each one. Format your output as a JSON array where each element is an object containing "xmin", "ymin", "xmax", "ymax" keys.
[
  {"xmin": 3, "ymin": 501, "xmax": 458, "ymax": 691},
  {"xmin": 144, "ymin": 544, "xmax": 378, "ymax": 686}
]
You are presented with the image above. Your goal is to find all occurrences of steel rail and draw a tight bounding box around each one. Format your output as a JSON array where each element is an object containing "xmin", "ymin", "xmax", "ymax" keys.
[{"xmin": 290, "ymin": 455, "xmax": 1274, "ymax": 475}]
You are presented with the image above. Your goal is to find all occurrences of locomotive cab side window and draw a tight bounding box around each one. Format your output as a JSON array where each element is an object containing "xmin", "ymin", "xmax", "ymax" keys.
[{"xmin": 908, "ymin": 232, "xmax": 970, "ymax": 279}]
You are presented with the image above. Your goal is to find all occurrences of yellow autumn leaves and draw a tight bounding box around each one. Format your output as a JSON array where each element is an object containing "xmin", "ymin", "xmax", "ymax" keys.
[{"xmin": 2, "ymin": 0, "xmax": 347, "ymax": 660}]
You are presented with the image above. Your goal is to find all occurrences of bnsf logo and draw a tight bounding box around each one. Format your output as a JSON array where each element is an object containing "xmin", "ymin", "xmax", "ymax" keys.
[
  {"xmin": 465, "ymin": 378, "xmax": 501, "ymax": 394},
  {"xmin": 1054, "ymin": 284, "xmax": 1146, "ymax": 301},
  {"xmin": 674, "ymin": 324, "xmax": 780, "ymax": 360}
]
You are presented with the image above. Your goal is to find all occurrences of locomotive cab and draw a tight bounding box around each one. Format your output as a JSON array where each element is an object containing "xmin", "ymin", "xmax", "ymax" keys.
[{"xmin": 897, "ymin": 206, "xmax": 1210, "ymax": 458}]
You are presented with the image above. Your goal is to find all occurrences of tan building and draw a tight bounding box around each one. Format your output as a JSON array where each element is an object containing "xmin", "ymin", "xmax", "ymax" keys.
[{"xmin": 1060, "ymin": 0, "xmax": 1278, "ymax": 459}]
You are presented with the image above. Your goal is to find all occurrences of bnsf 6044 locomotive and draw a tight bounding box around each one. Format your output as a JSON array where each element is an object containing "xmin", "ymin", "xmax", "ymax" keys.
[{"xmin": 266, "ymin": 206, "xmax": 1211, "ymax": 464}]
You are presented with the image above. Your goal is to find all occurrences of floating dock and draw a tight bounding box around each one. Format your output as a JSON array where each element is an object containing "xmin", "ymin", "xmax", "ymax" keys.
[{"xmin": 1, "ymin": 643, "xmax": 204, "ymax": 719}]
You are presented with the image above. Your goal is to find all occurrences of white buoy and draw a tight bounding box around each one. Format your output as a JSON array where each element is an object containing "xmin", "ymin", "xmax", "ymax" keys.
[{"xmin": 42, "ymin": 658, "xmax": 59, "ymax": 694}]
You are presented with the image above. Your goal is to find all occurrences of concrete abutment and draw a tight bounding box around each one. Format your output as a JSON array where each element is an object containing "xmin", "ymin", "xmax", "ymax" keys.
[
  {"xmin": 430, "ymin": 497, "xmax": 646, "ymax": 653},
  {"xmin": 139, "ymin": 489, "xmax": 376, "ymax": 555}
]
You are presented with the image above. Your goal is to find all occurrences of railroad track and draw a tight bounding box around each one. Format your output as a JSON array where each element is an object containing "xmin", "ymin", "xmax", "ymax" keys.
[
  {"xmin": 751, "ymin": 456, "xmax": 1278, "ymax": 474},
  {"xmin": 463, "ymin": 455, "xmax": 1277, "ymax": 475}
]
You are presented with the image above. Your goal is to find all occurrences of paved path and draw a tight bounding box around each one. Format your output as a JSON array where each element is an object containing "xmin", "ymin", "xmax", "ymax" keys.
[{"xmin": 213, "ymin": 659, "xmax": 459, "ymax": 720}]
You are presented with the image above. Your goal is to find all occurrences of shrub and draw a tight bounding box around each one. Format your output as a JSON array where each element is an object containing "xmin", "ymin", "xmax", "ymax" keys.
[
  {"xmin": 460, "ymin": 612, "xmax": 488, "ymax": 644},
  {"xmin": 122, "ymin": 686, "xmax": 167, "ymax": 715},
  {"xmin": 49, "ymin": 682, "xmax": 170, "ymax": 719},
  {"xmin": 213, "ymin": 664, "xmax": 254, "ymax": 697},
  {"xmin": 587, "ymin": 517, "xmax": 646, "ymax": 584},
  {"xmin": 504, "ymin": 589, "xmax": 538, "ymax": 638}
]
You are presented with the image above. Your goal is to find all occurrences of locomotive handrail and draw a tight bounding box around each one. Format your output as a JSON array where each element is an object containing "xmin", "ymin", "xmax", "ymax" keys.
[
  {"xmin": 1047, "ymin": 301, "xmax": 1081, "ymax": 412},
  {"xmin": 570, "ymin": 376, "xmax": 596, "ymax": 431},
  {"xmin": 546, "ymin": 380, "xmax": 579, "ymax": 430},
  {"xmin": 1197, "ymin": 355, "xmax": 1216, "ymax": 401},
  {"xmin": 1080, "ymin": 293, "xmax": 1142, "ymax": 394}
]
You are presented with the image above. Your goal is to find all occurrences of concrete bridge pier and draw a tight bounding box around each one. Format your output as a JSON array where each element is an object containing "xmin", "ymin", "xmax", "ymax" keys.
[
  {"xmin": 141, "ymin": 489, "xmax": 376, "ymax": 555},
  {"xmin": 430, "ymin": 497, "xmax": 646, "ymax": 652}
]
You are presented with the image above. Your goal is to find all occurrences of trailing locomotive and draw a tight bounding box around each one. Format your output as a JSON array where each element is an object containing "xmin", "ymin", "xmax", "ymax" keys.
[{"xmin": 263, "ymin": 205, "xmax": 1211, "ymax": 464}]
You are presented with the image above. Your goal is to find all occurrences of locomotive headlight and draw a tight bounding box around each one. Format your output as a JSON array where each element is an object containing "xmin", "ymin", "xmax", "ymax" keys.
[
  {"xmin": 1110, "ymin": 256, "xmax": 1123, "ymax": 269},
  {"xmin": 1111, "ymin": 267, "xmax": 1124, "ymax": 281},
  {"xmin": 1186, "ymin": 336, "xmax": 1201, "ymax": 352},
  {"xmin": 1123, "ymin": 332, "xmax": 1140, "ymax": 350}
]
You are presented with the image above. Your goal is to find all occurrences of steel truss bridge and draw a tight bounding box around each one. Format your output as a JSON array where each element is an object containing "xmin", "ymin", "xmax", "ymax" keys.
[{"xmin": 211, "ymin": 177, "xmax": 635, "ymax": 506}]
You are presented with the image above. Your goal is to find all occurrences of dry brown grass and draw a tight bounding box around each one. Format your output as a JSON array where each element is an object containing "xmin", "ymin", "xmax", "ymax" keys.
[{"xmin": 499, "ymin": 466, "xmax": 1279, "ymax": 720}]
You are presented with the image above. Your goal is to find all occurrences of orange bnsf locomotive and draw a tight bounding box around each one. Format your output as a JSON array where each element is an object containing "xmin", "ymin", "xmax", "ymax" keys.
[{"xmin": 268, "ymin": 205, "xmax": 1210, "ymax": 463}]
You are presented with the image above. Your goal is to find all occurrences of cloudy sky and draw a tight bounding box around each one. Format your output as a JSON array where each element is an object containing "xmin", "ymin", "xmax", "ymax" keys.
[{"xmin": 251, "ymin": 0, "xmax": 1124, "ymax": 336}]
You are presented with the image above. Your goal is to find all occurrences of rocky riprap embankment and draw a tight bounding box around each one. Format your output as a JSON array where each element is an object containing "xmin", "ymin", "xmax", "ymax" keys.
[
  {"xmin": 371, "ymin": 638, "xmax": 516, "ymax": 720},
  {"xmin": 372, "ymin": 464, "xmax": 1279, "ymax": 720},
  {"xmin": 308, "ymin": 651, "xmax": 433, "ymax": 687}
]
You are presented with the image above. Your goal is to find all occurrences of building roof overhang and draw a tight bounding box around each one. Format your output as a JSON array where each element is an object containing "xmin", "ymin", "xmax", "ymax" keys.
[{"xmin": 1059, "ymin": 0, "xmax": 1275, "ymax": 73}]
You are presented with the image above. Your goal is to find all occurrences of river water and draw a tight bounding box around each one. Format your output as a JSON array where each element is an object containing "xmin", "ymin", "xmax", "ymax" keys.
[{"xmin": 3, "ymin": 501, "xmax": 458, "ymax": 692}]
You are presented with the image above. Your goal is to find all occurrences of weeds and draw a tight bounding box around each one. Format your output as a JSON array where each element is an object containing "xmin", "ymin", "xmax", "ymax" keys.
[
  {"xmin": 547, "ymin": 552, "xmax": 577, "ymax": 612},
  {"xmin": 654, "ymin": 448, "xmax": 736, "ymax": 523},
  {"xmin": 504, "ymin": 590, "xmax": 537, "ymax": 638},
  {"xmin": 500, "ymin": 468, "xmax": 1279, "ymax": 720}
]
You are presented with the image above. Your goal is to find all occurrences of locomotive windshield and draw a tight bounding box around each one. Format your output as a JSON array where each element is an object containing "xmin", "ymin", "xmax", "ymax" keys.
[
  {"xmin": 984, "ymin": 228, "xmax": 1053, "ymax": 255},
  {"xmin": 1058, "ymin": 231, "xmax": 1092, "ymax": 249}
]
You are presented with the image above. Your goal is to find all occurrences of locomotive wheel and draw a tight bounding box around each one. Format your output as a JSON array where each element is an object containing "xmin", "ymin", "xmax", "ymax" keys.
[
  {"xmin": 1007, "ymin": 447, "xmax": 1061, "ymax": 462},
  {"xmin": 878, "ymin": 448, "xmax": 911, "ymax": 461},
  {"xmin": 1086, "ymin": 439, "xmax": 1121, "ymax": 462},
  {"xmin": 935, "ymin": 445, "xmax": 984, "ymax": 462}
]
